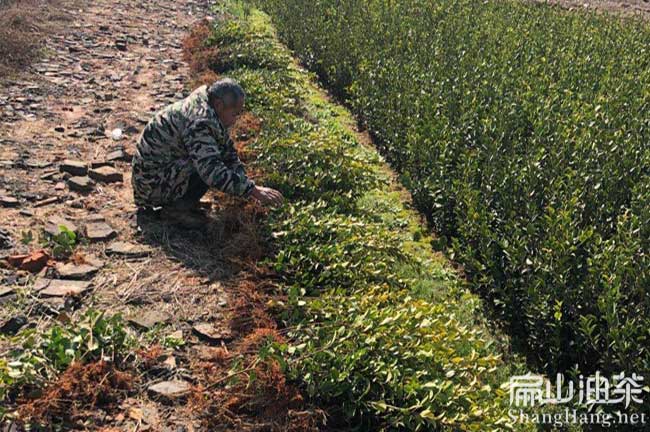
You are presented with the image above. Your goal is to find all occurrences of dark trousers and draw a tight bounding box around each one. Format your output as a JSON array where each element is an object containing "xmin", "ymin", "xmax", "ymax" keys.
[{"xmin": 171, "ymin": 172, "xmax": 209, "ymax": 209}]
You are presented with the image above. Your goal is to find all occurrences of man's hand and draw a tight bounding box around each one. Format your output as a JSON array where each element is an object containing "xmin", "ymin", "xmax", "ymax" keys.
[{"xmin": 250, "ymin": 185, "xmax": 284, "ymax": 206}]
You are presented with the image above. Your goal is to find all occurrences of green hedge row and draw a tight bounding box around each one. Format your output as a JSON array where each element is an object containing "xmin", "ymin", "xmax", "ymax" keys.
[
  {"xmin": 205, "ymin": 5, "xmax": 537, "ymax": 430},
  {"xmin": 248, "ymin": 0, "xmax": 650, "ymax": 381}
]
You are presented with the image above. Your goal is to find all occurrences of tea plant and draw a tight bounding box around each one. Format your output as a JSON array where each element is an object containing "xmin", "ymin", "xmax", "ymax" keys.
[
  {"xmin": 250, "ymin": 0, "xmax": 650, "ymax": 389},
  {"xmin": 201, "ymin": 6, "xmax": 535, "ymax": 430},
  {"xmin": 43, "ymin": 225, "xmax": 77, "ymax": 258},
  {"xmin": 0, "ymin": 309, "xmax": 132, "ymax": 402}
]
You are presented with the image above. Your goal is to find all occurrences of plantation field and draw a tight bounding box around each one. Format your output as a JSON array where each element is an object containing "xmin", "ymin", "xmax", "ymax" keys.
[
  {"xmin": 3, "ymin": 0, "xmax": 649, "ymax": 428},
  {"xmin": 187, "ymin": 6, "xmax": 539, "ymax": 429},
  {"xmin": 250, "ymin": 0, "xmax": 650, "ymax": 414}
]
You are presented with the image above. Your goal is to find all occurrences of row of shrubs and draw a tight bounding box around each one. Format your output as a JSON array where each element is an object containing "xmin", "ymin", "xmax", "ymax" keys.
[
  {"xmin": 203, "ymin": 5, "xmax": 539, "ymax": 430},
  {"xmin": 248, "ymin": 0, "xmax": 650, "ymax": 386}
]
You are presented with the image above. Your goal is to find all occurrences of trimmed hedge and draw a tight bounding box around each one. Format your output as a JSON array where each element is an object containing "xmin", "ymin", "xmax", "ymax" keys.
[
  {"xmin": 203, "ymin": 5, "xmax": 537, "ymax": 431},
  {"xmin": 249, "ymin": 0, "xmax": 650, "ymax": 382}
]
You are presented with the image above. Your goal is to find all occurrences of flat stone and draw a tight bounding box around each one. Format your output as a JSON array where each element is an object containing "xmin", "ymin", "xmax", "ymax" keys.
[
  {"xmin": 168, "ymin": 329, "xmax": 183, "ymax": 340},
  {"xmin": 106, "ymin": 148, "xmax": 128, "ymax": 161},
  {"xmin": 106, "ymin": 241, "xmax": 152, "ymax": 258},
  {"xmin": 128, "ymin": 310, "xmax": 170, "ymax": 330},
  {"xmin": 33, "ymin": 278, "xmax": 91, "ymax": 297},
  {"xmin": 192, "ymin": 322, "xmax": 233, "ymax": 343},
  {"xmin": 162, "ymin": 356, "xmax": 176, "ymax": 368},
  {"xmin": 26, "ymin": 160, "xmax": 53, "ymax": 169},
  {"xmin": 82, "ymin": 254, "xmax": 105, "ymax": 268},
  {"xmin": 0, "ymin": 196, "xmax": 19, "ymax": 207},
  {"xmin": 55, "ymin": 262, "xmax": 98, "ymax": 280},
  {"xmin": 90, "ymin": 160, "xmax": 114, "ymax": 168},
  {"xmin": 59, "ymin": 159, "xmax": 88, "ymax": 176},
  {"xmin": 44, "ymin": 216, "xmax": 78, "ymax": 237},
  {"xmin": 7, "ymin": 249, "xmax": 50, "ymax": 273},
  {"xmin": 40, "ymin": 170, "xmax": 58, "ymax": 180},
  {"xmin": 85, "ymin": 222, "xmax": 116, "ymax": 241},
  {"xmin": 0, "ymin": 286, "xmax": 15, "ymax": 296},
  {"xmin": 33, "ymin": 196, "xmax": 59, "ymax": 207},
  {"xmin": 147, "ymin": 380, "xmax": 191, "ymax": 399},
  {"xmin": 67, "ymin": 176, "xmax": 94, "ymax": 192},
  {"xmin": 88, "ymin": 166, "xmax": 123, "ymax": 183},
  {"xmin": 194, "ymin": 345, "xmax": 225, "ymax": 361},
  {"xmin": 0, "ymin": 315, "xmax": 27, "ymax": 335},
  {"xmin": 0, "ymin": 229, "xmax": 13, "ymax": 249}
]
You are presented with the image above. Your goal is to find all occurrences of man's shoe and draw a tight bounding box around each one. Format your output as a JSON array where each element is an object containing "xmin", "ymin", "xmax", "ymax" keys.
[{"xmin": 159, "ymin": 207, "xmax": 209, "ymax": 229}]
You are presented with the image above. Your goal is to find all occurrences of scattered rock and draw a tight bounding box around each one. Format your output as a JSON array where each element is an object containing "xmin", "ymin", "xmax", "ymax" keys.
[
  {"xmin": 33, "ymin": 196, "xmax": 59, "ymax": 207},
  {"xmin": 85, "ymin": 222, "xmax": 117, "ymax": 241},
  {"xmin": 55, "ymin": 262, "xmax": 98, "ymax": 280},
  {"xmin": 40, "ymin": 170, "xmax": 58, "ymax": 180},
  {"xmin": 90, "ymin": 160, "xmax": 114, "ymax": 168},
  {"xmin": 106, "ymin": 148, "xmax": 129, "ymax": 162},
  {"xmin": 0, "ymin": 229, "xmax": 13, "ymax": 249},
  {"xmin": 59, "ymin": 159, "xmax": 88, "ymax": 176},
  {"xmin": 168, "ymin": 329, "xmax": 183, "ymax": 340},
  {"xmin": 67, "ymin": 176, "xmax": 94, "ymax": 192},
  {"xmin": 88, "ymin": 166, "xmax": 123, "ymax": 183},
  {"xmin": 106, "ymin": 241, "xmax": 152, "ymax": 258},
  {"xmin": 128, "ymin": 310, "xmax": 170, "ymax": 330},
  {"xmin": 33, "ymin": 278, "xmax": 91, "ymax": 297},
  {"xmin": 0, "ymin": 286, "xmax": 15, "ymax": 297},
  {"xmin": 0, "ymin": 196, "xmax": 19, "ymax": 207},
  {"xmin": 82, "ymin": 254, "xmax": 105, "ymax": 268},
  {"xmin": 111, "ymin": 128, "xmax": 123, "ymax": 140},
  {"xmin": 124, "ymin": 125, "xmax": 139, "ymax": 135},
  {"xmin": 44, "ymin": 216, "xmax": 78, "ymax": 237},
  {"xmin": 115, "ymin": 39, "xmax": 128, "ymax": 51},
  {"xmin": 194, "ymin": 345, "xmax": 226, "ymax": 361},
  {"xmin": 163, "ymin": 356, "xmax": 176, "ymax": 368},
  {"xmin": 0, "ymin": 315, "xmax": 28, "ymax": 335},
  {"xmin": 86, "ymin": 214, "xmax": 105, "ymax": 222},
  {"xmin": 7, "ymin": 250, "xmax": 51, "ymax": 273},
  {"xmin": 147, "ymin": 380, "xmax": 191, "ymax": 400},
  {"xmin": 192, "ymin": 322, "xmax": 233, "ymax": 343}
]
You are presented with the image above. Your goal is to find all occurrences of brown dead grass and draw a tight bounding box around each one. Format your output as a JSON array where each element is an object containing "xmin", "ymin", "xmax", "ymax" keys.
[
  {"xmin": 18, "ymin": 360, "xmax": 135, "ymax": 425},
  {"xmin": 182, "ymin": 19, "xmax": 221, "ymax": 89},
  {"xmin": 0, "ymin": 0, "xmax": 71, "ymax": 78}
]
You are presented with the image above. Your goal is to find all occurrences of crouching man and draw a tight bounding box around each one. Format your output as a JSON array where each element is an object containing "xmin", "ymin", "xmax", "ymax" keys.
[{"xmin": 131, "ymin": 78, "xmax": 283, "ymax": 228}]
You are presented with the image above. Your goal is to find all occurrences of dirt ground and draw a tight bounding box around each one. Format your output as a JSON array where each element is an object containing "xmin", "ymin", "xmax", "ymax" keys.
[
  {"xmin": 0, "ymin": 0, "xmax": 318, "ymax": 429},
  {"xmin": 528, "ymin": 0, "xmax": 650, "ymax": 18}
]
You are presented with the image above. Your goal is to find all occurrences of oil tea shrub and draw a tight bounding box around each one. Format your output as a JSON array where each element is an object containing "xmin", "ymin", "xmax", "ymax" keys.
[
  {"xmin": 251, "ymin": 0, "xmax": 650, "ymax": 379},
  {"xmin": 197, "ymin": 7, "xmax": 537, "ymax": 430}
]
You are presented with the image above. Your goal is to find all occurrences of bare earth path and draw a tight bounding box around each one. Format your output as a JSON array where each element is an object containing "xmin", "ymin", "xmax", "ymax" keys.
[{"xmin": 0, "ymin": 0, "xmax": 270, "ymax": 429}]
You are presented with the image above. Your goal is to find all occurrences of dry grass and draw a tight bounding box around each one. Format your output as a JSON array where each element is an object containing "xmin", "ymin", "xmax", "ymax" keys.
[
  {"xmin": 18, "ymin": 361, "xmax": 135, "ymax": 425},
  {"xmin": 0, "ymin": 0, "xmax": 71, "ymax": 78}
]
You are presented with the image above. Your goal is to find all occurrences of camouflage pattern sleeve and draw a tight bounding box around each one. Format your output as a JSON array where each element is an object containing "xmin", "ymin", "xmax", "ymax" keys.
[{"xmin": 184, "ymin": 118, "xmax": 255, "ymax": 197}]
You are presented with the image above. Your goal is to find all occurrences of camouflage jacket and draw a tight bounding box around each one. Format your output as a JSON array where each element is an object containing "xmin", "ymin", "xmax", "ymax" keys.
[{"xmin": 131, "ymin": 85, "xmax": 255, "ymax": 207}]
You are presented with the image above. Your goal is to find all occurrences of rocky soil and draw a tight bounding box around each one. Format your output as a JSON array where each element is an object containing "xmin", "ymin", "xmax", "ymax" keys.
[{"xmin": 0, "ymin": 0, "xmax": 274, "ymax": 429}]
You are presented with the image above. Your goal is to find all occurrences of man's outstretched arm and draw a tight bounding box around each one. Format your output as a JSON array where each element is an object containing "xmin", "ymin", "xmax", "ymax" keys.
[
  {"xmin": 185, "ymin": 119, "xmax": 283, "ymax": 205},
  {"xmin": 185, "ymin": 118, "xmax": 255, "ymax": 197}
]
